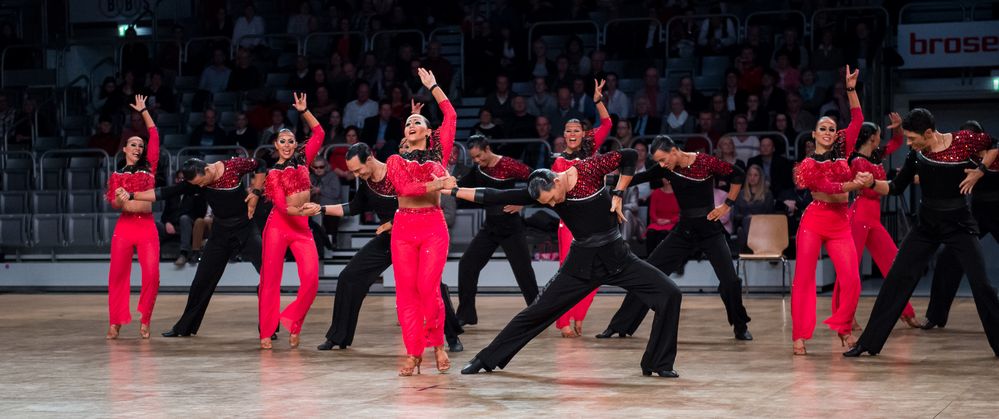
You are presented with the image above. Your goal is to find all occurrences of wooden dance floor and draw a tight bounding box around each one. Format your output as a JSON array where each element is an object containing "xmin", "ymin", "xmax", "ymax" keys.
[{"xmin": 2, "ymin": 293, "xmax": 998, "ymax": 417}]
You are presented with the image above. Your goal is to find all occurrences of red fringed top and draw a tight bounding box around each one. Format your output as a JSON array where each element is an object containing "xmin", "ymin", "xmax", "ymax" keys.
[
  {"xmin": 794, "ymin": 107, "xmax": 863, "ymax": 195},
  {"xmin": 387, "ymin": 100, "xmax": 457, "ymax": 198},
  {"xmin": 105, "ymin": 127, "xmax": 160, "ymax": 207},
  {"xmin": 264, "ymin": 124, "xmax": 325, "ymax": 213},
  {"xmin": 552, "ymin": 117, "xmax": 611, "ymax": 172}
]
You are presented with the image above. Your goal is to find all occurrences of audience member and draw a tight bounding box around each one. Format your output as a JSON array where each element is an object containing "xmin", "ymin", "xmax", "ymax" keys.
[
  {"xmin": 233, "ymin": 3, "xmax": 265, "ymax": 50},
  {"xmin": 88, "ymin": 116, "xmax": 119, "ymax": 156},
  {"xmin": 228, "ymin": 111, "xmax": 258, "ymax": 150},
  {"xmin": 483, "ymin": 74, "xmax": 514, "ymax": 124},
  {"xmin": 730, "ymin": 114, "xmax": 760, "ymax": 163},
  {"xmin": 747, "ymin": 137, "xmax": 794, "ymax": 198},
  {"xmin": 733, "ymin": 164, "xmax": 775, "ymax": 252},
  {"xmin": 602, "ymin": 72, "xmax": 630, "ymax": 119},
  {"xmin": 526, "ymin": 77, "xmax": 556, "ymax": 117},
  {"xmin": 634, "ymin": 66, "xmax": 667, "ymax": 116},
  {"xmin": 630, "ymin": 96, "xmax": 661, "ymax": 137},
  {"xmin": 191, "ymin": 108, "xmax": 225, "ymax": 146},
  {"xmin": 343, "ymin": 81, "xmax": 378, "ymax": 129}
]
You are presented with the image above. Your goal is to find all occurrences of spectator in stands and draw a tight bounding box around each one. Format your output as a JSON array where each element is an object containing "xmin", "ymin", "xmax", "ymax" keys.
[
  {"xmin": 646, "ymin": 179, "xmax": 680, "ymax": 256},
  {"xmin": 358, "ymin": 52, "xmax": 383, "ymax": 92},
  {"xmin": 570, "ymin": 77, "xmax": 596, "ymax": 121},
  {"xmin": 813, "ymin": 30, "xmax": 845, "ymax": 82},
  {"xmin": 528, "ymin": 39, "xmax": 556, "ymax": 80},
  {"xmin": 233, "ymin": 3, "xmax": 265, "ymax": 49},
  {"xmin": 676, "ymin": 76, "xmax": 707, "ymax": 114},
  {"xmin": 722, "ymin": 68, "xmax": 745, "ymax": 113},
  {"xmin": 715, "ymin": 135, "xmax": 747, "ymax": 187},
  {"xmin": 470, "ymin": 108, "xmax": 503, "ymax": 138},
  {"xmin": 744, "ymin": 94, "xmax": 768, "ymax": 131},
  {"xmin": 710, "ymin": 93, "xmax": 731, "ymax": 133},
  {"xmin": 698, "ymin": 16, "xmax": 737, "ymax": 56},
  {"xmin": 495, "ymin": 25, "xmax": 521, "ymax": 81},
  {"xmin": 158, "ymin": 25, "xmax": 183, "ymax": 80},
  {"xmin": 772, "ymin": 112, "xmax": 797, "ymax": 151},
  {"xmin": 361, "ymin": 101, "xmax": 403, "ymax": 159},
  {"xmin": 634, "ymin": 66, "xmax": 667, "ymax": 116},
  {"xmin": 288, "ymin": 55, "xmax": 312, "ymax": 90},
  {"xmin": 747, "ymin": 136, "xmax": 794, "ymax": 199},
  {"xmin": 191, "ymin": 108, "xmax": 225, "ymax": 146},
  {"xmin": 333, "ymin": 17, "xmax": 358, "ymax": 62},
  {"xmin": 325, "ymin": 109, "xmax": 345, "ymax": 145},
  {"xmin": 629, "ymin": 96, "xmax": 661, "ymax": 137},
  {"xmin": 143, "ymin": 71, "xmax": 178, "ymax": 114},
  {"xmin": 548, "ymin": 55, "xmax": 574, "ymax": 90},
  {"xmin": 732, "ymin": 164, "xmax": 775, "ymax": 252},
  {"xmin": 199, "ymin": 48, "xmax": 231, "ymax": 94},
  {"xmin": 96, "ymin": 77, "xmax": 124, "ymax": 116},
  {"xmin": 395, "ymin": 44, "xmax": 417, "ymax": 80},
  {"xmin": 603, "ymin": 72, "xmax": 630, "ymax": 119},
  {"xmin": 736, "ymin": 46, "xmax": 763, "ymax": 93},
  {"xmin": 89, "ymin": 116, "xmax": 119, "ymax": 156},
  {"xmin": 310, "ymin": 86, "xmax": 337, "ymax": 125},
  {"xmin": 120, "ymin": 111, "xmax": 146, "ymax": 144},
  {"xmin": 483, "ymin": 74, "xmax": 514, "ymax": 124},
  {"xmin": 120, "ymin": 27, "xmax": 150, "ymax": 83},
  {"xmin": 785, "ymin": 91, "xmax": 816, "ymax": 135},
  {"xmin": 503, "ymin": 96, "xmax": 537, "ymax": 139},
  {"xmin": 564, "ymin": 36, "xmax": 591, "ymax": 75},
  {"xmin": 261, "ymin": 108, "xmax": 289, "ymax": 144},
  {"xmin": 585, "ymin": 50, "xmax": 607, "ymax": 84},
  {"xmin": 615, "ymin": 119, "xmax": 635, "ymax": 149},
  {"xmin": 404, "ymin": 59, "xmax": 427, "ymax": 100},
  {"xmin": 548, "ymin": 86, "xmax": 584, "ymax": 134},
  {"xmin": 759, "ymin": 69, "xmax": 787, "ymax": 117},
  {"xmin": 205, "ymin": 6, "xmax": 233, "ymax": 39},
  {"xmin": 552, "ymin": 136, "xmax": 566, "ymax": 154},
  {"xmin": 662, "ymin": 96, "xmax": 695, "ymax": 135},
  {"xmin": 228, "ymin": 111, "xmax": 258, "ymax": 150},
  {"xmin": 387, "ymin": 84, "xmax": 408, "ymax": 119},
  {"xmin": 423, "ymin": 41, "xmax": 454, "ymax": 93},
  {"xmin": 743, "ymin": 25, "xmax": 773, "ymax": 68},
  {"xmin": 798, "ymin": 68, "xmax": 824, "ymax": 113},
  {"xmin": 730, "ymin": 114, "xmax": 760, "ymax": 163},
  {"xmin": 286, "ymin": 2, "xmax": 313, "ymax": 36},
  {"xmin": 695, "ymin": 110, "xmax": 721, "ymax": 145},
  {"xmin": 374, "ymin": 65, "xmax": 400, "ymax": 102},
  {"xmin": 819, "ymin": 79, "xmax": 851, "ymax": 126},
  {"xmin": 119, "ymin": 70, "xmax": 139, "ymax": 98},
  {"xmin": 526, "ymin": 76, "xmax": 556, "ymax": 118},
  {"xmin": 343, "ymin": 82, "xmax": 377, "ymax": 129},
  {"xmin": 772, "ymin": 27, "xmax": 809, "ymax": 69},
  {"xmin": 522, "ymin": 115, "xmax": 554, "ymax": 169},
  {"xmin": 160, "ymin": 170, "xmax": 208, "ymax": 266},
  {"xmin": 329, "ymin": 125, "xmax": 359, "ymax": 182},
  {"xmin": 846, "ymin": 21, "xmax": 877, "ymax": 72},
  {"xmin": 309, "ymin": 155, "xmax": 341, "ymax": 245},
  {"xmin": 775, "ymin": 52, "xmax": 801, "ymax": 92}
]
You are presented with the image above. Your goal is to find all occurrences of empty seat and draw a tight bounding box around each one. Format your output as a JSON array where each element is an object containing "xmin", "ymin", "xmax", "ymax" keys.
[
  {"xmin": 163, "ymin": 134, "xmax": 192, "ymax": 150},
  {"xmin": 219, "ymin": 111, "xmax": 238, "ymax": 130},
  {"xmin": 33, "ymin": 136, "xmax": 62, "ymax": 152},
  {"xmin": 39, "ymin": 157, "xmax": 67, "ymax": 189},
  {"xmin": 187, "ymin": 112, "xmax": 205, "ymax": 133},
  {"xmin": 174, "ymin": 76, "xmax": 199, "ymax": 92},
  {"xmin": 65, "ymin": 135, "xmax": 90, "ymax": 148},
  {"xmin": 1, "ymin": 164, "xmax": 33, "ymax": 190},
  {"xmin": 666, "ymin": 57, "xmax": 696, "ymax": 73},
  {"xmin": 31, "ymin": 191, "xmax": 63, "ymax": 214},
  {"xmin": 66, "ymin": 190, "xmax": 98, "ymax": 213},
  {"xmin": 65, "ymin": 157, "xmax": 102, "ymax": 190},
  {"xmin": 0, "ymin": 214, "xmax": 29, "ymax": 246},
  {"xmin": 212, "ymin": 92, "xmax": 239, "ymax": 111},
  {"xmin": 66, "ymin": 214, "xmax": 102, "ymax": 246},
  {"xmin": 265, "ymin": 73, "xmax": 290, "ymax": 88},
  {"xmin": 700, "ymin": 56, "xmax": 731, "ymax": 76},
  {"xmin": 32, "ymin": 214, "xmax": 64, "ymax": 247},
  {"xmin": 1, "ymin": 191, "xmax": 28, "ymax": 214},
  {"xmin": 181, "ymin": 92, "xmax": 196, "ymax": 112},
  {"xmin": 156, "ymin": 112, "xmax": 185, "ymax": 134},
  {"xmin": 61, "ymin": 115, "xmax": 92, "ymax": 136}
]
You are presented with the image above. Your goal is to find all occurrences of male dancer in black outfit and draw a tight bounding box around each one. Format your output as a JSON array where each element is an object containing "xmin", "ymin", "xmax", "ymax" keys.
[
  {"xmin": 920, "ymin": 121, "xmax": 999, "ymax": 330},
  {"xmin": 595, "ymin": 135, "xmax": 753, "ymax": 341},
  {"xmin": 453, "ymin": 148, "xmax": 684, "ymax": 378},
  {"xmin": 124, "ymin": 157, "xmax": 267, "ymax": 337},
  {"xmin": 315, "ymin": 143, "xmax": 464, "ymax": 352},
  {"xmin": 844, "ymin": 108, "xmax": 999, "ymax": 357},
  {"xmin": 455, "ymin": 135, "xmax": 539, "ymax": 326}
]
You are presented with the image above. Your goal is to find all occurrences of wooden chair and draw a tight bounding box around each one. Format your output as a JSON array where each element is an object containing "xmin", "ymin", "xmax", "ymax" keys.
[{"xmin": 737, "ymin": 214, "xmax": 790, "ymax": 294}]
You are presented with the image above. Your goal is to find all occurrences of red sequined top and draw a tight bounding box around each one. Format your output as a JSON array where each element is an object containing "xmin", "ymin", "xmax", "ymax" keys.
[
  {"xmin": 480, "ymin": 156, "xmax": 531, "ymax": 181},
  {"xmin": 851, "ymin": 129, "xmax": 903, "ymax": 200},
  {"xmin": 105, "ymin": 127, "xmax": 160, "ymax": 208},
  {"xmin": 566, "ymin": 151, "xmax": 623, "ymax": 199},
  {"xmin": 213, "ymin": 158, "xmax": 264, "ymax": 189},
  {"xmin": 921, "ymin": 130, "xmax": 993, "ymax": 163},
  {"xmin": 793, "ymin": 107, "xmax": 863, "ymax": 195},
  {"xmin": 264, "ymin": 125, "xmax": 325, "ymax": 213},
  {"xmin": 386, "ymin": 100, "xmax": 456, "ymax": 198},
  {"xmin": 552, "ymin": 117, "xmax": 612, "ymax": 172}
]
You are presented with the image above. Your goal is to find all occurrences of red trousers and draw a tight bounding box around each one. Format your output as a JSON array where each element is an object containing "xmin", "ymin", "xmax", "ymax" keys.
[
  {"xmin": 391, "ymin": 208, "xmax": 448, "ymax": 356},
  {"xmin": 791, "ymin": 201, "xmax": 859, "ymax": 340},
  {"xmin": 838, "ymin": 197, "xmax": 915, "ymax": 318},
  {"xmin": 555, "ymin": 221, "xmax": 597, "ymax": 329},
  {"xmin": 258, "ymin": 211, "xmax": 319, "ymax": 339},
  {"xmin": 107, "ymin": 212, "xmax": 160, "ymax": 326}
]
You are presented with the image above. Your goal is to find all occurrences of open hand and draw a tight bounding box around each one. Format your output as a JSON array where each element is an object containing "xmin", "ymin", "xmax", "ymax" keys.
[
  {"xmin": 129, "ymin": 95, "xmax": 148, "ymax": 112},
  {"xmin": 410, "ymin": 98, "xmax": 424, "ymax": 115},
  {"xmin": 887, "ymin": 112, "xmax": 902, "ymax": 130},
  {"xmin": 503, "ymin": 205, "xmax": 523, "ymax": 214},
  {"xmin": 960, "ymin": 168, "xmax": 984, "ymax": 195},
  {"xmin": 707, "ymin": 203, "xmax": 730, "ymax": 221},
  {"xmin": 292, "ymin": 92, "xmax": 308, "ymax": 112},
  {"xmin": 376, "ymin": 221, "xmax": 393, "ymax": 235},
  {"xmin": 417, "ymin": 68, "xmax": 437, "ymax": 89}
]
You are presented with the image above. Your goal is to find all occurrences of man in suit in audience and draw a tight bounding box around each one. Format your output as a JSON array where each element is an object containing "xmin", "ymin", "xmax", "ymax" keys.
[
  {"xmin": 746, "ymin": 136, "xmax": 793, "ymax": 198},
  {"xmin": 360, "ymin": 101, "xmax": 403, "ymax": 161},
  {"xmin": 630, "ymin": 96, "xmax": 662, "ymax": 137}
]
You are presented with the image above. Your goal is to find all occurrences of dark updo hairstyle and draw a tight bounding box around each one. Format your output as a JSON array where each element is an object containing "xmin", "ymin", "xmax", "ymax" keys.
[
  {"xmin": 527, "ymin": 169, "xmax": 558, "ymax": 200},
  {"xmin": 960, "ymin": 120, "xmax": 984, "ymax": 134},
  {"xmin": 649, "ymin": 134, "xmax": 680, "ymax": 153},
  {"xmin": 467, "ymin": 134, "xmax": 490, "ymax": 151},
  {"xmin": 345, "ymin": 142, "xmax": 372, "ymax": 163}
]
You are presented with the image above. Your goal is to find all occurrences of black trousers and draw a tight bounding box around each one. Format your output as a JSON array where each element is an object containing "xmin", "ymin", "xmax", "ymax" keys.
[
  {"xmin": 604, "ymin": 218, "xmax": 750, "ymax": 335},
  {"xmin": 856, "ymin": 207, "xmax": 999, "ymax": 355},
  {"xmin": 323, "ymin": 233, "xmax": 462, "ymax": 346},
  {"xmin": 924, "ymin": 200, "xmax": 999, "ymax": 326},
  {"xmin": 171, "ymin": 219, "xmax": 263, "ymax": 335},
  {"xmin": 455, "ymin": 224, "xmax": 539, "ymax": 324},
  {"xmin": 474, "ymin": 253, "xmax": 682, "ymax": 371}
]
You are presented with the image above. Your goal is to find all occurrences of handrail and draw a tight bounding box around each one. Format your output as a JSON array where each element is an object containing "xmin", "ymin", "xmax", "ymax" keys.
[
  {"xmin": 899, "ymin": 2, "xmax": 967, "ymax": 24},
  {"xmin": 183, "ymin": 36, "xmax": 232, "ymax": 63},
  {"xmin": 663, "ymin": 14, "xmax": 741, "ymax": 63},
  {"xmin": 527, "ymin": 20, "xmax": 601, "ymax": 57},
  {"xmin": 810, "ymin": 7, "xmax": 890, "ymax": 52},
  {"xmin": 119, "ymin": 38, "xmax": 182, "ymax": 76},
  {"xmin": 61, "ymin": 75, "xmax": 91, "ymax": 118},
  {"xmin": 744, "ymin": 10, "xmax": 809, "ymax": 38},
  {"xmin": 369, "ymin": 29, "xmax": 427, "ymax": 54},
  {"xmin": 304, "ymin": 31, "xmax": 369, "ymax": 58},
  {"xmin": 38, "ymin": 148, "xmax": 111, "ymax": 190},
  {"xmin": 603, "ymin": 18, "xmax": 663, "ymax": 45},
  {"xmin": 721, "ymin": 131, "xmax": 791, "ymax": 160},
  {"xmin": 175, "ymin": 145, "xmax": 249, "ymax": 172},
  {"xmin": 1, "ymin": 43, "xmax": 44, "ymax": 88},
  {"xmin": 233, "ymin": 34, "xmax": 302, "ymax": 58}
]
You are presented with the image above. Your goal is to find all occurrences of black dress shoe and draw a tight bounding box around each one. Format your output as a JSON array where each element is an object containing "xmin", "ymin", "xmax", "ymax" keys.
[
  {"xmin": 447, "ymin": 337, "xmax": 464, "ymax": 353},
  {"xmin": 921, "ymin": 320, "xmax": 942, "ymax": 330},
  {"xmin": 161, "ymin": 329, "xmax": 191, "ymax": 337},
  {"xmin": 317, "ymin": 340, "xmax": 347, "ymax": 350},
  {"xmin": 842, "ymin": 344, "xmax": 877, "ymax": 357},
  {"xmin": 457, "ymin": 319, "xmax": 476, "ymax": 328},
  {"xmin": 595, "ymin": 329, "xmax": 627, "ymax": 339},
  {"xmin": 642, "ymin": 368, "xmax": 680, "ymax": 378},
  {"xmin": 460, "ymin": 357, "xmax": 493, "ymax": 374},
  {"xmin": 734, "ymin": 328, "xmax": 754, "ymax": 341}
]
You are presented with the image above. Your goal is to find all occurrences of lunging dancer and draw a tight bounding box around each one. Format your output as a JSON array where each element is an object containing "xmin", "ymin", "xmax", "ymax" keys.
[
  {"xmin": 840, "ymin": 112, "xmax": 921, "ymax": 329},
  {"xmin": 123, "ymin": 155, "xmax": 266, "ymax": 338},
  {"xmin": 595, "ymin": 135, "xmax": 753, "ymax": 341},
  {"xmin": 921, "ymin": 121, "xmax": 999, "ymax": 330},
  {"xmin": 454, "ymin": 135, "xmax": 538, "ymax": 327},
  {"xmin": 455, "ymin": 148, "xmax": 685, "ymax": 378},
  {"xmin": 790, "ymin": 66, "xmax": 869, "ymax": 355},
  {"xmin": 316, "ymin": 142, "xmax": 464, "ymax": 352},
  {"xmin": 845, "ymin": 109, "xmax": 999, "ymax": 358},
  {"xmin": 258, "ymin": 92, "xmax": 325, "ymax": 349},
  {"xmin": 105, "ymin": 95, "xmax": 160, "ymax": 340},
  {"xmin": 551, "ymin": 79, "xmax": 612, "ymax": 337},
  {"xmin": 384, "ymin": 68, "xmax": 455, "ymax": 376}
]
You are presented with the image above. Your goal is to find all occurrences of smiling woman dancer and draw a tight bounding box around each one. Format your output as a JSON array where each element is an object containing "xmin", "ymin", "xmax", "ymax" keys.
[
  {"xmin": 385, "ymin": 68, "xmax": 457, "ymax": 376},
  {"xmin": 790, "ymin": 66, "xmax": 872, "ymax": 355},
  {"xmin": 551, "ymin": 78, "xmax": 611, "ymax": 338},
  {"xmin": 257, "ymin": 92, "xmax": 325, "ymax": 350},
  {"xmin": 104, "ymin": 94, "xmax": 160, "ymax": 340}
]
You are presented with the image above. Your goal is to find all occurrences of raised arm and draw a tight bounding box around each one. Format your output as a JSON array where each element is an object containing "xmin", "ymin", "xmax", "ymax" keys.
[
  {"xmin": 883, "ymin": 112, "xmax": 904, "ymax": 156},
  {"xmin": 129, "ymin": 95, "xmax": 160, "ymax": 172},
  {"xmin": 292, "ymin": 92, "xmax": 325, "ymax": 165},
  {"xmin": 592, "ymin": 79, "xmax": 611, "ymax": 152},
  {"xmin": 842, "ymin": 65, "xmax": 862, "ymax": 156},
  {"xmin": 418, "ymin": 68, "xmax": 456, "ymax": 163}
]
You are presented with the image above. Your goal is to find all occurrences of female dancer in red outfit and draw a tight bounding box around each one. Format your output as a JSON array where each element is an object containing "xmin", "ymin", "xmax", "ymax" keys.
[
  {"xmin": 553, "ymin": 79, "xmax": 611, "ymax": 338},
  {"xmin": 385, "ymin": 68, "xmax": 456, "ymax": 376},
  {"xmin": 258, "ymin": 92, "xmax": 325, "ymax": 349},
  {"xmin": 836, "ymin": 112, "xmax": 922, "ymax": 328},
  {"xmin": 105, "ymin": 95, "xmax": 160, "ymax": 340},
  {"xmin": 790, "ymin": 66, "xmax": 872, "ymax": 355}
]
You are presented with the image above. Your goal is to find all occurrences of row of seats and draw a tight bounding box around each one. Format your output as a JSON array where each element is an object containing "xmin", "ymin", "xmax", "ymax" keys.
[
  {"xmin": 0, "ymin": 213, "xmax": 117, "ymax": 249},
  {"xmin": 2, "ymin": 161, "xmax": 109, "ymax": 191},
  {"xmin": 0, "ymin": 190, "xmax": 165, "ymax": 214}
]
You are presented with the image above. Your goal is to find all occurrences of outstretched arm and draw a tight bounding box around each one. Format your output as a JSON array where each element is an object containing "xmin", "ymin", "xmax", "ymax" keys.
[{"xmin": 452, "ymin": 187, "xmax": 535, "ymax": 206}]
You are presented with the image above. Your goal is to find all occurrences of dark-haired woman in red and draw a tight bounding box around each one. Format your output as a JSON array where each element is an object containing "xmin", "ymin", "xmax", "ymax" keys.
[{"xmin": 105, "ymin": 95, "xmax": 160, "ymax": 339}]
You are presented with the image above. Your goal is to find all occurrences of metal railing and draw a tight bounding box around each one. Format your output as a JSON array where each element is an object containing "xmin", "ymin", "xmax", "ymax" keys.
[
  {"xmin": 88, "ymin": 57, "xmax": 116, "ymax": 95},
  {"xmin": 369, "ymin": 29, "xmax": 426, "ymax": 58},
  {"xmin": 810, "ymin": 7, "xmax": 890, "ymax": 52},
  {"xmin": 899, "ymin": 2, "xmax": 967, "ymax": 24},
  {"xmin": 663, "ymin": 14, "xmax": 741, "ymax": 62},
  {"xmin": 744, "ymin": 10, "xmax": 809, "ymax": 38},
  {"xmin": 174, "ymin": 146, "xmax": 249, "ymax": 172},
  {"xmin": 232, "ymin": 34, "xmax": 302, "ymax": 57},
  {"xmin": 1, "ymin": 44, "xmax": 44, "ymax": 88},
  {"xmin": 602, "ymin": 18, "xmax": 663, "ymax": 46},
  {"xmin": 527, "ymin": 20, "xmax": 602, "ymax": 56},
  {"xmin": 61, "ymin": 75, "xmax": 91, "ymax": 118},
  {"xmin": 632, "ymin": 133, "xmax": 715, "ymax": 155},
  {"xmin": 38, "ymin": 148, "xmax": 111, "ymax": 190},
  {"xmin": 304, "ymin": 31, "xmax": 368, "ymax": 61}
]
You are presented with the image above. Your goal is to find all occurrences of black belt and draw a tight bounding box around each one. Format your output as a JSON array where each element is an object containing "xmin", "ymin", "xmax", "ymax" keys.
[
  {"xmin": 680, "ymin": 206, "xmax": 714, "ymax": 218},
  {"xmin": 213, "ymin": 216, "xmax": 250, "ymax": 228},
  {"xmin": 921, "ymin": 197, "xmax": 968, "ymax": 211},
  {"xmin": 571, "ymin": 227, "xmax": 621, "ymax": 248},
  {"xmin": 973, "ymin": 189, "xmax": 999, "ymax": 203}
]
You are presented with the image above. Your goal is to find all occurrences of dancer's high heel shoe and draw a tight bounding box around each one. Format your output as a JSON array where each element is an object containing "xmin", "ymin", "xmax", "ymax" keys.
[
  {"xmin": 573, "ymin": 321, "xmax": 583, "ymax": 337},
  {"xmin": 139, "ymin": 324, "xmax": 150, "ymax": 339},
  {"xmin": 560, "ymin": 326, "xmax": 578, "ymax": 338},
  {"xmin": 289, "ymin": 333, "xmax": 300, "ymax": 349},
  {"xmin": 260, "ymin": 338, "xmax": 272, "ymax": 350},
  {"xmin": 900, "ymin": 315, "xmax": 924, "ymax": 329},
  {"xmin": 434, "ymin": 345, "xmax": 450, "ymax": 373},
  {"xmin": 851, "ymin": 318, "xmax": 862, "ymax": 331},
  {"xmin": 792, "ymin": 339, "xmax": 807, "ymax": 356},
  {"xmin": 838, "ymin": 332, "xmax": 856, "ymax": 348},
  {"xmin": 399, "ymin": 356, "xmax": 422, "ymax": 376},
  {"xmin": 106, "ymin": 324, "xmax": 121, "ymax": 340}
]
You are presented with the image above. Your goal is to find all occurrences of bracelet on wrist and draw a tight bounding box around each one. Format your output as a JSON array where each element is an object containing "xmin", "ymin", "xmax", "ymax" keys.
[
  {"xmin": 251, "ymin": 188, "xmax": 263, "ymax": 197},
  {"xmin": 429, "ymin": 84, "xmax": 439, "ymax": 93},
  {"xmin": 139, "ymin": 108, "xmax": 148, "ymax": 114},
  {"xmin": 724, "ymin": 198, "xmax": 736, "ymax": 207},
  {"xmin": 128, "ymin": 192, "xmax": 135, "ymax": 201},
  {"xmin": 846, "ymin": 87, "xmax": 856, "ymax": 92},
  {"xmin": 610, "ymin": 189, "xmax": 625, "ymax": 198},
  {"xmin": 450, "ymin": 187, "xmax": 459, "ymax": 197}
]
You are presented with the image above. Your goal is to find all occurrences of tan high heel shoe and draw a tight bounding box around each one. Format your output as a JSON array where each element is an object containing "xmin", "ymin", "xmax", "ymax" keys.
[
  {"xmin": 260, "ymin": 338, "xmax": 273, "ymax": 350},
  {"xmin": 560, "ymin": 326, "xmax": 579, "ymax": 338},
  {"xmin": 289, "ymin": 333, "xmax": 300, "ymax": 348},
  {"xmin": 434, "ymin": 345, "xmax": 451, "ymax": 373},
  {"xmin": 838, "ymin": 332, "xmax": 856, "ymax": 348},
  {"xmin": 573, "ymin": 320, "xmax": 583, "ymax": 337},
  {"xmin": 139, "ymin": 324, "xmax": 150, "ymax": 339},
  {"xmin": 900, "ymin": 315, "xmax": 924, "ymax": 329},
  {"xmin": 399, "ymin": 356, "xmax": 422, "ymax": 376},
  {"xmin": 106, "ymin": 324, "xmax": 121, "ymax": 340},
  {"xmin": 792, "ymin": 339, "xmax": 807, "ymax": 356}
]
